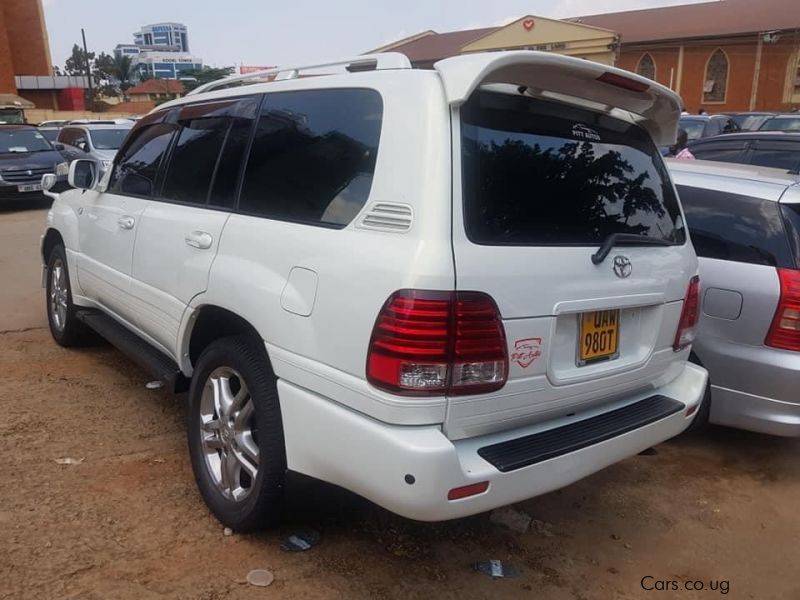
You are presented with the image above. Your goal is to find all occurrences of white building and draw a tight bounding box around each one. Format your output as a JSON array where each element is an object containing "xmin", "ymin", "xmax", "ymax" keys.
[{"xmin": 114, "ymin": 22, "xmax": 202, "ymax": 80}]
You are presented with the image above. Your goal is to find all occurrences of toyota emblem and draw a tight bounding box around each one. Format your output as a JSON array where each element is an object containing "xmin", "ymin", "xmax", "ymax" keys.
[
  {"xmin": 26, "ymin": 169, "xmax": 33, "ymax": 176},
  {"xmin": 613, "ymin": 255, "xmax": 632, "ymax": 278}
]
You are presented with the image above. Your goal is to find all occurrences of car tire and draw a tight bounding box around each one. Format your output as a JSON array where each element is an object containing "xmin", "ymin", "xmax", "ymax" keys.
[
  {"xmin": 187, "ymin": 334, "xmax": 286, "ymax": 531},
  {"xmin": 45, "ymin": 244, "xmax": 91, "ymax": 347}
]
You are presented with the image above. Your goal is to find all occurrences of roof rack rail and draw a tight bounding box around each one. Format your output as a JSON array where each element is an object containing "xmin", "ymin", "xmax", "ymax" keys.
[{"xmin": 187, "ymin": 52, "xmax": 412, "ymax": 96}]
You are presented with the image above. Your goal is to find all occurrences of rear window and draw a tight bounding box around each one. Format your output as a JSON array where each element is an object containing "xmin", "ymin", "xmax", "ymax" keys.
[
  {"xmin": 782, "ymin": 203, "xmax": 800, "ymax": 268},
  {"xmin": 461, "ymin": 91, "xmax": 685, "ymax": 246},
  {"xmin": 89, "ymin": 128, "xmax": 130, "ymax": 150},
  {"xmin": 679, "ymin": 119, "xmax": 706, "ymax": 140},
  {"xmin": 677, "ymin": 185, "xmax": 795, "ymax": 268}
]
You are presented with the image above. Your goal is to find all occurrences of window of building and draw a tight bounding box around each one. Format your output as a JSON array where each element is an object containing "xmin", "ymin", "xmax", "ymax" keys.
[
  {"xmin": 703, "ymin": 49, "xmax": 729, "ymax": 103},
  {"xmin": 108, "ymin": 123, "xmax": 177, "ymax": 198},
  {"xmin": 786, "ymin": 51, "xmax": 800, "ymax": 104},
  {"xmin": 677, "ymin": 185, "xmax": 794, "ymax": 267},
  {"xmin": 239, "ymin": 88, "xmax": 384, "ymax": 228},
  {"xmin": 636, "ymin": 53, "xmax": 656, "ymax": 81}
]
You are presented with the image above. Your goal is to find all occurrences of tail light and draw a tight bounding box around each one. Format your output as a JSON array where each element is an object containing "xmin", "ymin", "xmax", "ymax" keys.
[
  {"xmin": 597, "ymin": 71, "xmax": 650, "ymax": 93},
  {"xmin": 367, "ymin": 290, "xmax": 508, "ymax": 396},
  {"xmin": 674, "ymin": 276, "xmax": 701, "ymax": 351},
  {"xmin": 765, "ymin": 269, "xmax": 800, "ymax": 351}
]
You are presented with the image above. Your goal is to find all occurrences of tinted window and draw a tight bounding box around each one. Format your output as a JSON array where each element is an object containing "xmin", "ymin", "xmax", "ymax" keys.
[
  {"xmin": 781, "ymin": 204, "xmax": 800, "ymax": 268},
  {"xmin": 748, "ymin": 142, "xmax": 800, "ymax": 172},
  {"xmin": 161, "ymin": 117, "xmax": 229, "ymax": 204},
  {"xmin": 461, "ymin": 91, "xmax": 685, "ymax": 246},
  {"xmin": 89, "ymin": 128, "xmax": 130, "ymax": 150},
  {"xmin": 57, "ymin": 128, "xmax": 79, "ymax": 145},
  {"xmin": 209, "ymin": 119, "xmax": 252, "ymax": 208},
  {"xmin": 0, "ymin": 129, "xmax": 52, "ymax": 153},
  {"xmin": 677, "ymin": 185, "xmax": 794, "ymax": 267},
  {"xmin": 39, "ymin": 129, "xmax": 59, "ymax": 142},
  {"xmin": 108, "ymin": 123, "xmax": 177, "ymax": 197},
  {"xmin": 239, "ymin": 89, "xmax": 383, "ymax": 227},
  {"xmin": 690, "ymin": 141, "xmax": 746, "ymax": 164}
]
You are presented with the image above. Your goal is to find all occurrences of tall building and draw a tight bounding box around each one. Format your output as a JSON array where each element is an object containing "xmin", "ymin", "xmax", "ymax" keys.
[
  {"xmin": 115, "ymin": 22, "xmax": 202, "ymax": 80},
  {"xmin": 133, "ymin": 22, "xmax": 189, "ymax": 52},
  {"xmin": 0, "ymin": 0, "xmax": 88, "ymax": 115}
]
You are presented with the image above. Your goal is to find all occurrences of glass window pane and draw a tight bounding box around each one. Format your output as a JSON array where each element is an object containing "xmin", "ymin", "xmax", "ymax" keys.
[
  {"xmin": 677, "ymin": 185, "xmax": 793, "ymax": 267},
  {"xmin": 239, "ymin": 89, "xmax": 383, "ymax": 228},
  {"xmin": 108, "ymin": 123, "xmax": 176, "ymax": 198},
  {"xmin": 461, "ymin": 91, "xmax": 685, "ymax": 246},
  {"xmin": 209, "ymin": 119, "xmax": 253, "ymax": 208},
  {"xmin": 161, "ymin": 117, "xmax": 229, "ymax": 204}
]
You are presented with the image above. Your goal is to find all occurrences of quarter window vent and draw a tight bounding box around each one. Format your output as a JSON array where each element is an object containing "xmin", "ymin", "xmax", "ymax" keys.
[{"xmin": 358, "ymin": 202, "xmax": 413, "ymax": 232}]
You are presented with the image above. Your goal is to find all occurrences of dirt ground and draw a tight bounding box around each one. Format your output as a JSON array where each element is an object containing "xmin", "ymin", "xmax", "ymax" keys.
[{"xmin": 2, "ymin": 205, "xmax": 799, "ymax": 600}]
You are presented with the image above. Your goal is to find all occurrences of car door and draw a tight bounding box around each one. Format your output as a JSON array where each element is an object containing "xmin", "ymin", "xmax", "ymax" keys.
[
  {"xmin": 130, "ymin": 97, "xmax": 259, "ymax": 354},
  {"xmin": 76, "ymin": 113, "xmax": 179, "ymax": 329}
]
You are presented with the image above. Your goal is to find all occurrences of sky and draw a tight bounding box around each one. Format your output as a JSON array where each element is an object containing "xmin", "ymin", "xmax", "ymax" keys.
[{"xmin": 42, "ymin": 0, "xmax": 709, "ymax": 69}]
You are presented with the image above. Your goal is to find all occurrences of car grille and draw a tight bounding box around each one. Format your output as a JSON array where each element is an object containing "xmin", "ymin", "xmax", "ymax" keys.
[{"xmin": 1, "ymin": 167, "xmax": 52, "ymax": 183}]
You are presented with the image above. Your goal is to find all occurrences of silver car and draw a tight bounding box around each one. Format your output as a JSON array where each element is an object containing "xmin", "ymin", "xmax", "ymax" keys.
[
  {"xmin": 668, "ymin": 160, "xmax": 800, "ymax": 436},
  {"xmin": 55, "ymin": 123, "xmax": 133, "ymax": 173}
]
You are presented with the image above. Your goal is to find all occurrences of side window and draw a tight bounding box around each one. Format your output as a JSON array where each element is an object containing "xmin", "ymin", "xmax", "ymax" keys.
[
  {"xmin": 748, "ymin": 142, "xmax": 800, "ymax": 172},
  {"xmin": 209, "ymin": 119, "xmax": 253, "ymax": 208},
  {"xmin": 58, "ymin": 128, "xmax": 78, "ymax": 146},
  {"xmin": 677, "ymin": 185, "xmax": 794, "ymax": 267},
  {"xmin": 690, "ymin": 141, "xmax": 745, "ymax": 164},
  {"xmin": 160, "ymin": 117, "xmax": 230, "ymax": 204},
  {"xmin": 108, "ymin": 123, "xmax": 177, "ymax": 198},
  {"xmin": 239, "ymin": 88, "xmax": 383, "ymax": 228},
  {"xmin": 73, "ymin": 132, "xmax": 88, "ymax": 152}
]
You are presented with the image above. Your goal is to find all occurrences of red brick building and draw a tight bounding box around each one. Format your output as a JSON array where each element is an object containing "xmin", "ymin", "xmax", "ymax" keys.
[
  {"xmin": 0, "ymin": 0, "xmax": 87, "ymax": 112},
  {"xmin": 575, "ymin": 0, "xmax": 800, "ymax": 112}
]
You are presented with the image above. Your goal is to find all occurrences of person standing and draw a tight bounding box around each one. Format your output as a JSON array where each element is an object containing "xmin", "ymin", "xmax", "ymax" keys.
[{"xmin": 669, "ymin": 129, "xmax": 695, "ymax": 160}]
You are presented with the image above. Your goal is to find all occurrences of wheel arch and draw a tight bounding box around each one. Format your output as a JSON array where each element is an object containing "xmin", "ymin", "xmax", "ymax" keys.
[
  {"xmin": 181, "ymin": 305, "xmax": 265, "ymax": 375},
  {"xmin": 41, "ymin": 228, "xmax": 65, "ymax": 263}
]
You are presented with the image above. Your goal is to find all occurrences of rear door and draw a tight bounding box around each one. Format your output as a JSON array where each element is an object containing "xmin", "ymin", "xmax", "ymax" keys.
[
  {"xmin": 130, "ymin": 97, "xmax": 259, "ymax": 354},
  {"xmin": 447, "ymin": 90, "xmax": 694, "ymax": 439},
  {"xmin": 746, "ymin": 139, "xmax": 800, "ymax": 172}
]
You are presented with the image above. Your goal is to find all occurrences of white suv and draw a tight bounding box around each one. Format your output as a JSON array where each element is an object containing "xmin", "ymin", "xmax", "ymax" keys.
[{"xmin": 41, "ymin": 51, "xmax": 708, "ymax": 531}]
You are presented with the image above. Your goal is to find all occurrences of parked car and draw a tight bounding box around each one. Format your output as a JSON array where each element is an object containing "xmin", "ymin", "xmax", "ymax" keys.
[
  {"xmin": 668, "ymin": 159, "xmax": 800, "ymax": 436},
  {"xmin": 0, "ymin": 124, "xmax": 67, "ymax": 203},
  {"xmin": 38, "ymin": 120, "xmax": 69, "ymax": 128},
  {"xmin": 41, "ymin": 51, "xmax": 707, "ymax": 530},
  {"xmin": 56, "ymin": 123, "xmax": 133, "ymax": 172},
  {"xmin": 759, "ymin": 114, "xmax": 800, "ymax": 132},
  {"xmin": 723, "ymin": 112, "xmax": 777, "ymax": 131},
  {"xmin": 688, "ymin": 132, "xmax": 800, "ymax": 173},
  {"xmin": 680, "ymin": 115, "xmax": 740, "ymax": 141},
  {"xmin": 37, "ymin": 126, "xmax": 61, "ymax": 143}
]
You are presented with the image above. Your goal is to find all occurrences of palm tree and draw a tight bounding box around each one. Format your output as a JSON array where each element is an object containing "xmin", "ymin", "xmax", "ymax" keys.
[{"xmin": 112, "ymin": 55, "xmax": 134, "ymax": 100}]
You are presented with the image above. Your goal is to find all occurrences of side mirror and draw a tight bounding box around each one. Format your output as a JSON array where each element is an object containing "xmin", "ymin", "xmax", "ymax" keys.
[
  {"xmin": 53, "ymin": 143, "xmax": 65, "ymax": 151},
  {"xmin": 68, "ymin": 159, "xmax": 96, "ymax": 190},
  {"xmin": 41, "ymin": 173, "xmax": 57, "ymax": 191}
]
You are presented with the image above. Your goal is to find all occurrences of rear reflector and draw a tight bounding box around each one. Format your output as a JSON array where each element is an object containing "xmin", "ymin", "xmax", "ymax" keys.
[
  {"xmin": 447, "ymin": 481, "xmax": 489, "ymax": 501},
  {"xmin": 685, "ymin": 404, "xmax": 698, "ymax": 417},
  {"xmin": 674, "ymin": 276, "xmax": 701, "ymax": 351},
  {"xmin": 367, "ymin": 290, "xmax": 508, "ymax": 395},
  {"xmin": 765, "ymin": 269, "xmax": 800, "ymax": 351},
  {"xmin": 597, "ymin": 71, "xmax": 650, "ymax": 93}
]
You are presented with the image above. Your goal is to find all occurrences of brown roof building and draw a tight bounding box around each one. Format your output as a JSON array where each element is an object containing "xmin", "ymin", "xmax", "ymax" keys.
[{"xmin": 375, "ymin": 0, "xmax": 800, "ymax": 112}]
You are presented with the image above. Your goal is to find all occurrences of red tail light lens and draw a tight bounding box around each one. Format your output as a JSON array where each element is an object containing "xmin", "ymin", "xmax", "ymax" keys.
[
  {"xmin": 367, "ymin": 290, "xmax": 508, "ymax": 395},
  {"xmin": 674, "ymin": 276, "xmax": 701, "ymax": 351},
  {"xmin": 765, "ymin": 269, "xmax": 800, "ymax": 351},
  {"xmin": 597, "ymin": 71, "xmax": 650, "ymax": 93}
]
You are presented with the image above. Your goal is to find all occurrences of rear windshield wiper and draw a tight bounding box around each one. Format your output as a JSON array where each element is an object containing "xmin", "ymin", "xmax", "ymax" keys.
[{"xmin": 591, "ymin": 233, "xmax": 673, "ymax": 265}]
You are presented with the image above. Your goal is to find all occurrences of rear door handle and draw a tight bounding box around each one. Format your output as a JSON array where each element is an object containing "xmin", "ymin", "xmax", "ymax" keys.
[
  {"xmin": 118, "ymin": 216, "xmax": 135, "ymax": 230},
  {"xmin": 185, "ymin": 231, "xmax": 213, "ymax": 250}
]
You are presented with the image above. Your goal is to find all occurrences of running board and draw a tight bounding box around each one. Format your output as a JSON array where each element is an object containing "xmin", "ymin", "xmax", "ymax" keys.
[
  {"xmin": 75, "ymin": 309, "xmax": 189, "ymax": 393},
  {"xmin": 477, "ymin": 395, "xmax": 683, "ymax": 473}
]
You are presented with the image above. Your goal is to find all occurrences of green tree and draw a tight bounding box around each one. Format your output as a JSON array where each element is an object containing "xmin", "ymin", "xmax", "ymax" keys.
[
  {"xmin": 64, "ymin": 44, "xmax": 94, "ymax": 77},
  {"xmin": 112, "ymin": 55, "xmax": 134, "ymax": 93}
]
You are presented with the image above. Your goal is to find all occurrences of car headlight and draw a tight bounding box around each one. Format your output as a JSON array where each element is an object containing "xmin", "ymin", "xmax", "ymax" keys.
[{"xmin": 55, "ymin": 161, "xmax": 69, "ymax": 176}]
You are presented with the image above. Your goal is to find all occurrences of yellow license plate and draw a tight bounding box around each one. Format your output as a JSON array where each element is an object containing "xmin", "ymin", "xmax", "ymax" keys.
[{"xmin": 579, "ymin": 310, "xmax": 620, "ymax": 364}]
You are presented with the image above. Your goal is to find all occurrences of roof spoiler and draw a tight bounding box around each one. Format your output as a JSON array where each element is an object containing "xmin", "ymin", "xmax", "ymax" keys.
[{"xmin": 434, "ymin": 51, "xmax": 681, "ymax": 146}]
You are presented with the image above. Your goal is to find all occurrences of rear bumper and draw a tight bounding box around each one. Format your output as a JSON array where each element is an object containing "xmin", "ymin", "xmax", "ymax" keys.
[
  {"xmin": 698, "ymin": 339, "xmax": 800, "ymax": 436},
  {"xmin": 278, "ymin": 361, "xmax": 707, "ymax": 521}
]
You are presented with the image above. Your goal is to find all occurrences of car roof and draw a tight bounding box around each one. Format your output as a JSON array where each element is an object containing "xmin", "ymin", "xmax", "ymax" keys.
[
  {"xmin": 765, "ymin": 114, "xmax": 800, "ymax": 119},
  {"xmin": 64, "ymin": 123, "xmax": 134, "ymax": 131},
  {"xmin": 667, "ymin": 158, "xmax": 800, "ymax": 201},
  {"xmin": 0, "ymin": 124, "xmax": 37, "ymax": 131}
]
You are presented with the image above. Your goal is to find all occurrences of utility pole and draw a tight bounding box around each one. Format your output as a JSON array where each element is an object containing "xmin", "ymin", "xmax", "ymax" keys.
[{"xmin": 81, "ymin": 28, "xmax": 93, "ymax": 110}]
